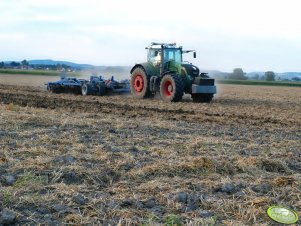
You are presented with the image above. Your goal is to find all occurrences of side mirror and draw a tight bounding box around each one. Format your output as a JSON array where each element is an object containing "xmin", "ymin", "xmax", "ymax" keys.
[{"xmin": 193, "ymin": 52, "xmax": 196, "ymax": 58}]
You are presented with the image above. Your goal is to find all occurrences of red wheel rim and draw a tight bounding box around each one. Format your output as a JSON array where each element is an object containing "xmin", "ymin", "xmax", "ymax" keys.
[
  {"xmin": 133, "ymin": 74, "xmax": 144, "ymax": 93},
  {"xmin": 163, "ymin": 80, "xmax": 173, "ymax": 97}
]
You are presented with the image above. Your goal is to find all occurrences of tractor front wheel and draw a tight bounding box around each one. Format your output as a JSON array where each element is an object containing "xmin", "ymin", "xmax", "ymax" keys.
[
  {"xmin": 130, "ymin": 67, "xmax": 153, "ymax": 99},
  {"xmin": 160, "ymin": 74, "xmax": 184, "ymax": 102},
  {"xmin": 191, "ymin": 94, "xmax": 214, "ymax": 103}
]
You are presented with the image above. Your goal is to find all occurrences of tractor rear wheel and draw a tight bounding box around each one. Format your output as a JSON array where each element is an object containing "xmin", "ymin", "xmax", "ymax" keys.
[
  {"xmin": 81, "ymin": 83, "xmax": 92, "ymax": 96},
  {"xmin": 130, "ymin": 67, "xmax": 153, "ymax": 99},
  {"xmin": 191, "ymin": 94, "xmax": 214, "ymax": 103},
  {"xmin": 160, "ymin": 74, "xmax": 184, "ymax": 102}
]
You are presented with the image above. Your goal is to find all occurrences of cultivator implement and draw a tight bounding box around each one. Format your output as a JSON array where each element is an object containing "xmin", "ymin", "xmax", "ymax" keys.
[{"xmin": 45, "ymin": 75, "xmax": 129, "ymax": 96}]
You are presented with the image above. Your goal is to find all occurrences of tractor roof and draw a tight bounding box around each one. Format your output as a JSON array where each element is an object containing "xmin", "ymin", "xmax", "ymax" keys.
[{"xmin": 145, "ymin": 42, "xmax": 181, "ymax": 49}]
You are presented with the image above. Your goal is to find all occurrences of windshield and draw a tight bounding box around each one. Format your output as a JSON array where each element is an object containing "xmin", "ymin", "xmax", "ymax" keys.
[{"xmin": 163, "ymin": 48, "xmax": 182, "ymax": 64}]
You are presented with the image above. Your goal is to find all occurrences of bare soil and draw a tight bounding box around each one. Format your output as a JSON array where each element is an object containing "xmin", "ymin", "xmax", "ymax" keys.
[
  {"xmin": 0, "ymin": 83, "xmax": 300, "ymax": 225},
  {"xmin": 0, "ymin": 73, "xmax": 61, "ymax": 88}
]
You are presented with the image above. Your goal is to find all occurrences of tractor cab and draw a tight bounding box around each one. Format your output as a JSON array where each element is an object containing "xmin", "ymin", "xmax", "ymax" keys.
[
  {"xmin": 146, "ymin": 43, "xmax": 198, "ymax": 78},
  {"xmin": 147, "ymin": 43, "xmax": 183, "ymax": 73},
  {"xmin": 148, "ymin": 47, "xmax": 182, "ymax": 65}
]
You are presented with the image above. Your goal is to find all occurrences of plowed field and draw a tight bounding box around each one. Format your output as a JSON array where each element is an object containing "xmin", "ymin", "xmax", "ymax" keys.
[{"xmin": 0, "ymin": 83, "xmax": 300, "ymax": 225}]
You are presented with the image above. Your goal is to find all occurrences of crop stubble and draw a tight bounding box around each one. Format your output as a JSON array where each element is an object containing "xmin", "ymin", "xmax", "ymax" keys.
[{"xmin": 0, "ymin": 84, "xmax": 300, "ymax": 225}]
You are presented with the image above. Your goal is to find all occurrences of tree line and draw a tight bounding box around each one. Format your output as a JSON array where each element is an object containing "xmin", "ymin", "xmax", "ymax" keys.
[
  {"xmin": 0, "ymin": 59, "xmax": 73, "ymax": 71},
  {"xmin": 225, "ymin": 68, "xmax": 276, "ymax": 81}
]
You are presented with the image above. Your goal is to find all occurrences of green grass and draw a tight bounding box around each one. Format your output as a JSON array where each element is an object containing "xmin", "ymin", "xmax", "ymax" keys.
[
  {"xmin": 0, "ymin": 68, "xmax": 80, "ymax": 76},
  {"xmin": 13, "ymin": 172, "xmax": 46, "ymax": 188},
  {"xmin": 164, "ymin": 214, "xmax": 182, "ymax": 226},
  {"xmin": 2, "ymin": 190, "xmax": 13, "ymax": 206},
  {"xmin": 217, "ymin": 79, "xmax": 301, "ymax": 87}
]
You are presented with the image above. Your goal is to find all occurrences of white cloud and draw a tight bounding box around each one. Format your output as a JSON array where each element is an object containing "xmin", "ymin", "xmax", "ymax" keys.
[{"xmin": 0, "ymin": 0, "xmax": 300, "ymax": 71}]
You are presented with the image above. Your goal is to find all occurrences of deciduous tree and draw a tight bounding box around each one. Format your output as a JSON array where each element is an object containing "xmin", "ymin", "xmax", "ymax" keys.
[
  {"xmin": 265, "ymin": 71, "xmax": 275, "ymax": 81},
  {"xmin": 229, "ymin": 68, "xmax": 247, "ymax": 80},
  {"xmin": 21, "ymin": 59, "xmax": 29, "ymax": 66}
]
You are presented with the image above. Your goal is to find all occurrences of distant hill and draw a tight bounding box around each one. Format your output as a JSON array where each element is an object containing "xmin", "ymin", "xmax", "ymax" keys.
[
  {"xmin": 277, "ymin": 72, "xmax": 301, "ymax": 79},
  {"xmin": 246, "ymin": 72, "xmax": 265, "ymax": 77},
  {"xmin": 28, "ymin": 59, "xmax": 93, "ymax": 69},
  {"xmin": 247, "ymin": 72, "xmax": 301, "ymax": 80}
]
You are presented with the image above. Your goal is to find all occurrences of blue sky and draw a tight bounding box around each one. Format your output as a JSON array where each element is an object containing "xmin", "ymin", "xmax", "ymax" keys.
[{"xmin": 0, "ymin": 0, "xmax": 300, "ymax": 72}]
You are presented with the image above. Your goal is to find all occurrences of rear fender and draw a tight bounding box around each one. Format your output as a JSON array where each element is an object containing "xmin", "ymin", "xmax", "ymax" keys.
[{"xmin": 130, "ymin": 62, "xmax": 158, "ymax": 76}]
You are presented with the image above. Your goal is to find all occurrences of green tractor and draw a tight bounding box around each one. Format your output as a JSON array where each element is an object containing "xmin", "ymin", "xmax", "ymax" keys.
[{"xmin": 130, "ymin": 42, "xmax": 216, "ymax": 102}]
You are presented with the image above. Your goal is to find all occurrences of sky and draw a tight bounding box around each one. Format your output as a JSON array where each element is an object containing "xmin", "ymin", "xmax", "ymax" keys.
[{"xmin": 0, "ymin": 0, "xmax": 300, "ymax": 72}]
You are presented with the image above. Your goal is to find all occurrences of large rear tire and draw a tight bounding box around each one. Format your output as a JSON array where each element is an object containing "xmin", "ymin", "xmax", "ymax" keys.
[
  {"xmin": 130, "ymin": 67, "xmax": 153, "ymax": 99},
  {"xmin": 192, "ymin": 94, "xmax": 214, "ymax": 103},
  {"xmin": 160, "ymin": 74, "xmax": 184, "ymax": 102}
]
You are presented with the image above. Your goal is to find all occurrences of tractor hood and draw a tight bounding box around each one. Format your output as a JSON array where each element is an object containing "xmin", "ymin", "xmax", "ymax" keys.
[{"xmin": 181, "ymin": 63, "xmax": 200, "ymax": 78}]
